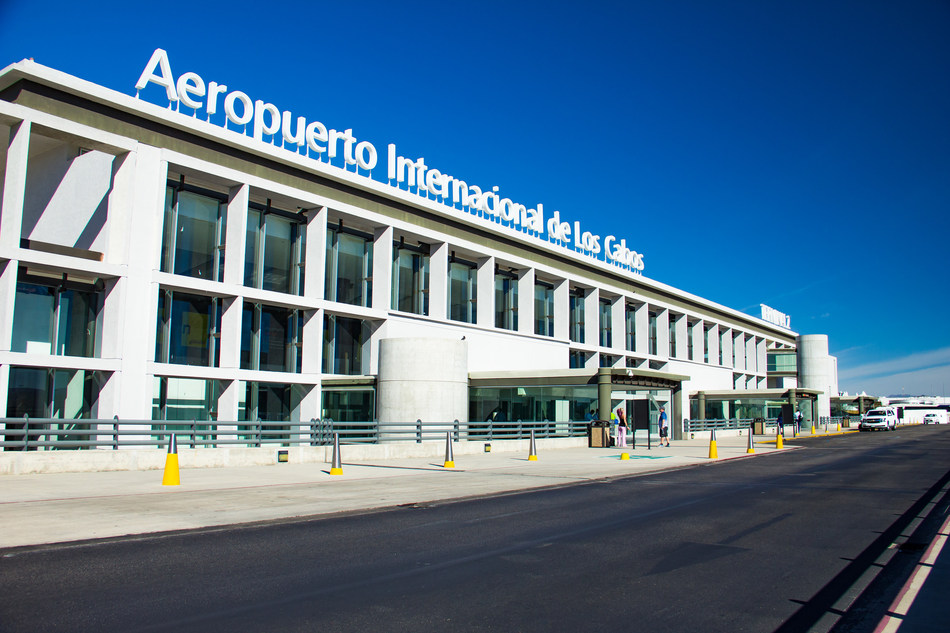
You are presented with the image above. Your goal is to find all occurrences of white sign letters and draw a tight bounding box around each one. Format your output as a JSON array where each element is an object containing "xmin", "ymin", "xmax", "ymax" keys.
[{"xmin": 135, "ymin": 48, "xmax": 645, "ymax": 272}]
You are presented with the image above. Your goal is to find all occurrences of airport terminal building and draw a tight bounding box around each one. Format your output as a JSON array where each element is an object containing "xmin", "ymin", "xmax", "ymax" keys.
[{"xmin": 0, "ymin": 53, "xmax": 839, "ymax": 446}]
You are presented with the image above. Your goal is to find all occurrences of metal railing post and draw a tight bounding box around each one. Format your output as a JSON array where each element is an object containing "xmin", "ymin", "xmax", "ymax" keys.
[
  {"xmin": 453, "ymin": 419, "xmax": 459, "ymax": 442},
  {"xmin": 113, "ymin": 415, "xmax": 119, "ymax": 450},
  {"xmin": 22, "ymin": 414, "xmax": 29, "ymax": 451},
  {"xmin": 416, "ymin": 419, "xmax": 422, "ymax": 443}
]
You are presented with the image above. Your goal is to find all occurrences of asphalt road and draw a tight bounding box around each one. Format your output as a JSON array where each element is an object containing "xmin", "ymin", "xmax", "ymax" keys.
[{"xmin": 2, "ymin": 426, "xmax": 949, "ymax": 633}]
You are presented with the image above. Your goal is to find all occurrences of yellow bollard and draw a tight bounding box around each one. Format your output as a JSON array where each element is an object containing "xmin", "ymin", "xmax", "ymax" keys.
[
  {"xmin": 161, "ymin": 433, "xmax": 180, "ymax": 486},
  {"xmin": 708, "ymin": 429, "xmax": 718, "ymax": 459},
  {"xmin": 746, "ymin": 432, "xmax": 755, "ymax": 454},
  {"xmin": 528, "ymin": 429, "xmax": 538, "ymax": 462},
  {"xmin": 443, "ymin": 431, "xmax": 455, "ymax": 468},
  {"xmin": 329, "ymin": 433, "xmax": 343, "ymax": 475},
  {"xmin": 776, "ymin": 433, "xmax": 784, "ymax": 450},
  {"xmin": 620, "ymin": 452, "xmax": 630, "ymax": 460}
]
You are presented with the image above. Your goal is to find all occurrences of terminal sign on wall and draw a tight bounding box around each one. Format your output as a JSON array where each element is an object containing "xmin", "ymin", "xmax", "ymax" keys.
[
  {"xmin": 760, "ymin": 304, "xmax": 791, "ymax": 329},
  {"xmin": 134, "ymin": 48, "xmax": 645, "ymax": 273}
]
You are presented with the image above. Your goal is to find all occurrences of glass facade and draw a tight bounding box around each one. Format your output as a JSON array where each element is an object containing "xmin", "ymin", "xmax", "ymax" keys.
[
  {"xmin": 241, "ymin": 303, "xmax": 302, "ymax": 373},
  {"xmin": 12, "ymin": 272, "xmax": 100, "ymax": 357},
  {"xmin": 155, "ymin": 290, "xmax": 221, "ymax": 367},
  {"xmin": 322, "ymin": 387, "xmax": 376, "ymax": 422},
  {"xmin": 669, "ymin": 316, "xmax": 677, "ymax": 357},
  {"xmin": 447, "ymin": 260, "xmax": 477, "ymax": 323},
  {"xmin": 152, "ymin": 376, "xmax": 221, "ymax": 422},
  {"xmin": 569, "ymin": 289, "xmax": 585, "ymax": 343},
  {"xmin": 6, "ymin": 367, "xmax": 100, "ymax": 419},
  {"xmin": 767, "ymin": 352, "xmax": 797, "ymax": 373},
  {"xmin": 392, "ymin": 244, "xmax": 429, "ymax": 315},
  {"xmin": 625, "ymin": 305, "xmax": 636, "ymax": 352},
  {"xmin": 323, "ymin": 314, "xmax": 368, "ymax": 375},
  {"xmin": 534, "ymin": 282, "xmax": 554, "ymax": 337},
  {"xmin": 599, "ymin": 299, "xmax": 612, "ymax": 347},
  {"xmin": 470, "ymin": 385, "xmax": 597, "ymax": 428},
  {"xmin": 494, "ymin": 273, "xmax": 518, "ymax": 331},
  {"xmin": 162, "ymin": 186, "xmax": 226, "ymax": 282},
  {"xmin": 325, "ymin": 226, "xmax": 373, "ymax": 307},
  {"xmin": 244, "ymin": 205, "xmax": 305, "ymax": 295}
]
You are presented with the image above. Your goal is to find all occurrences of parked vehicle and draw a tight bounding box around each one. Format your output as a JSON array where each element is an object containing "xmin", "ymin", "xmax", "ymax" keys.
[
  {"xmin": 923, "ymin": 412, "xmax": 947, "ymax": 425},
  {"xmin": 860, "ymin": 407, "xmax": 898, "ymax": 431}
]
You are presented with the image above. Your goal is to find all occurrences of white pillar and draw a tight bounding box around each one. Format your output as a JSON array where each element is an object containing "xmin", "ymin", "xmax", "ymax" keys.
[
  {"xmin": 373, "ymin": 226, "xmax": 393, "ymax": 311},
  {"xmin": 517, "ymin": 267, "xmax": 534, "ymax": 335},
  {"xmin": 1, "ymin": 119, "xmax": 30, "ymax": 251}
]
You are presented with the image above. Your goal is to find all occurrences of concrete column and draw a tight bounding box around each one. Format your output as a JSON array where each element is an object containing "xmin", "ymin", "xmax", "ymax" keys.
[
  {"xmin": 553, "ymin": 278, "xmax": 569, "ymax": 340},
  {"xmin": 698, "ymin": 391, "xmax": 706, "ymax": 420},
  {"xmin": 610, "ymin": 296, "xmax": 624, "ymax": 352},
  {"xmin": 372, "ymin": 226, "xmax": 393, "ymax": 311},
  {"xmin": 1, "ymin": 119, "xmax": 30, "ymax": 251},
  {"xmin": 0, "ymin": 260, "xmax": 17, "ymax": 352},
  {"xmin": 672, "ymin": 385, "xmax": 684, "ymax": 440},
  {"xmin": 223, "ymin": 184, "xmax": 249, "ymax": 286},
  {"xmin": 635, "ymin": 303, "xmax": 648, "ymax": 354},
  {"xmin": 217, "ymin": 379, "xmax": 240, "ymax": 439},
  {"xmin": 517, "ymin": 267, "xmax": 534, "ymax": 335},
  {"xmin": 720, "ymin": 327, "xmax": 733, "ymax": 367},
  {"xmin": 301, "ymin": 309, "xmax": 323, "ymax": 375},
  {"xmin": 674, "ymin": 314, "xmax": 688, "ymax": 360},
  {"xmin": 656, "ymin": 308, "xmax": 670, "ymax": 360},
  {"xmin": 691, "ymin": 320, "xmax": 704, "ymax": 363},
  {"xmin": 475, "ymin": 256, "xmax": 493, "ymax": 328},
  {"xmin": 597, "ymin": 368, "xmax": 612, "ymax": 423},
  {"xmin": 429, "ymin": 242, "xmax": 448, "ymax": 321},
  {"xmin": 304, "ymin": 207, "xmax": 327, "ymax": 300},
  {"xmin": 583, "ymin": 287, "xmax": 598, "ymax": 346},
  {"xmin": 112, "ymin": 147, "xmax": 165, "ymax": 419},
  {"xmin": 706, "ymin": 323, "xmax": 719, "ymax": 365},
  {"xmin": 104, "ymin": 153, "xmax": 133, "ymax": 266},
  {"xmin": 219, "ymin": 297, "xmax": 243, "ymax": 369},
  {"xmin": 377, "ymin": 337, "xmax": 468, "ymax": 439}
]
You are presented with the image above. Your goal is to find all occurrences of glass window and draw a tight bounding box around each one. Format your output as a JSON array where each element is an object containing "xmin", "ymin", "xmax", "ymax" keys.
[
  {"xmin": 6, "ymin": 367, "xmax": 99, "ymax": 419},
  {"xmin": 569, "ymin": 289, "xmax": 585, "ymax": 344},
  {"xmin": 392, "ymin": 244, "xmax": 430, "ymax": 315},
  {"xmin": 447, "ymin": 260, "xmax": 477, "ymax": 324},
  {"xmin": 569, "ymin": 350, "xmax": 587, "ymax": 369},
  {"xmin": 322, "ymin": 387, "xmax": 376, "ymax": 422},
  {"xmin": 323, "ymin": 314, "xmax": 368, "ymax": 375},
  {"xmin": 704, "ymin": 326, "xmax": 711, "ymax": 363},
  {"xmin": 239, "ymin": 382, "xmax": 306, "ymax": 445},
  {"xmin": 12, "ymin": 273, "xmax": 100, "ymax": 357},
  {"xmin": 534, "ymin": 282, "xmax": 554, "ymax": 337},
  {"xmin": 241, "ymin": 303, "xmax": 302, "ymax": 372},
  {"xmin": 669, "ymin": 316, "xmax": 677, "ymax": 357},
  {"xmin": 688, "ymin": 323, "xmax": 695, "ymax": 361},
  {"xmin": 599, "ymin": 299, "xmax": 612, "ymax": 347},
  {"xmin": 162, "ymin": 186, "xmax": 226, "ymax": 282},
  {"xmin": 767, "ymin": 353, "xmax": 797, "ymax": 373},
  {"xmin": 648, "ymin": 312, "xmax": 658, "ymax": 355},
  {"xmin": 494, "ymin": 272, "xmax": 518, "ymax": 331},
  {"xmin": 245, "ymin": 206, "xmax": 305, "ymax": 295},
  {"xmin": 155, "ymin": 290, "xmax": 220, "ymax": 367},
  {"xmin": 325, "ymin": 226, "xmax": 373, "ymax": 307},
  {"xmin": 625, "ymin": 305, "xmax": 636, "ymax": 352}
]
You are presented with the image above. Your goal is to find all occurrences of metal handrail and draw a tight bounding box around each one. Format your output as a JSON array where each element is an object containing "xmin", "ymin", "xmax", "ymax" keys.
[{"xmin": 0, "ymin": 416, "xmax": 589, "ymax": 451}]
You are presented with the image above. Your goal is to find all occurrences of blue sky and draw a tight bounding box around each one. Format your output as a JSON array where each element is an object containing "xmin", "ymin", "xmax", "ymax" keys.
[{"xmin": 2, "ymin": 0, "xmax": 948, "ymax": 396}]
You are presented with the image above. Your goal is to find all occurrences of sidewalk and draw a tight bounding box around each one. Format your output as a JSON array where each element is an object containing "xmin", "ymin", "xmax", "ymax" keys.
[{"xmin": 0, "ymin": 434, "xmax": 798, "ymax": 549}]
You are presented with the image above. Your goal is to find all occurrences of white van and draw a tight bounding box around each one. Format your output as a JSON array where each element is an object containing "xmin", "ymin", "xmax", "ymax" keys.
[{"xmin": 861, "ymin": 407, "xmax": 898, "ymax": 431}]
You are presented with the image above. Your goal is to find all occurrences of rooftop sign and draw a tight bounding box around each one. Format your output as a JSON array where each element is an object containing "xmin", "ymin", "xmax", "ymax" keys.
[
  {"xmin": 134, "ymin": 49, "xmax": 645, "ymax": 273},
  {"xmin": 760, "ymin": 304, "xmax": 791, "ymax": 329}
]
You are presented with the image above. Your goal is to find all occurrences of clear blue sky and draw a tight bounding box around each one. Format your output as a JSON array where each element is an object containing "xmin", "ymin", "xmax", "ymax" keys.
[{"xmin": 2, "ymin": 0, "xmax": 948, "ymax": 397}]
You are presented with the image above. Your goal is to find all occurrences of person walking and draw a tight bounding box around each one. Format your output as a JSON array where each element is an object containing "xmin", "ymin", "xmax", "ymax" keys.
[
  {"xmin": 659, "ymin": 406, "xmax": 671, "ymax": 447},
  {"xmin": 617, "ymin": 407, "xmax": 628, "ymax": 447}
]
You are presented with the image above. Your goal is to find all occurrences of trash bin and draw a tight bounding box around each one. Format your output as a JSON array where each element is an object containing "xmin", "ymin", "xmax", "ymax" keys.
[
  {"xmin": 752, "ymin": 418, "xmax": 765, "ymax": 435},
  {"xmin": 588, "ymin": 420, "xmax": 610, "ymax": 448}
]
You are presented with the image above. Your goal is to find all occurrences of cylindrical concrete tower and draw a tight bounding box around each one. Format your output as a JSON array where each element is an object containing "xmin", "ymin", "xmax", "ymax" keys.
[
  {"xmin": 798, "ymin": 334, "xmax": 837, "ymax": 420},
  {"xmin": 377, "ymin": 337, "xmax": 469, "ymax": 440}
]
